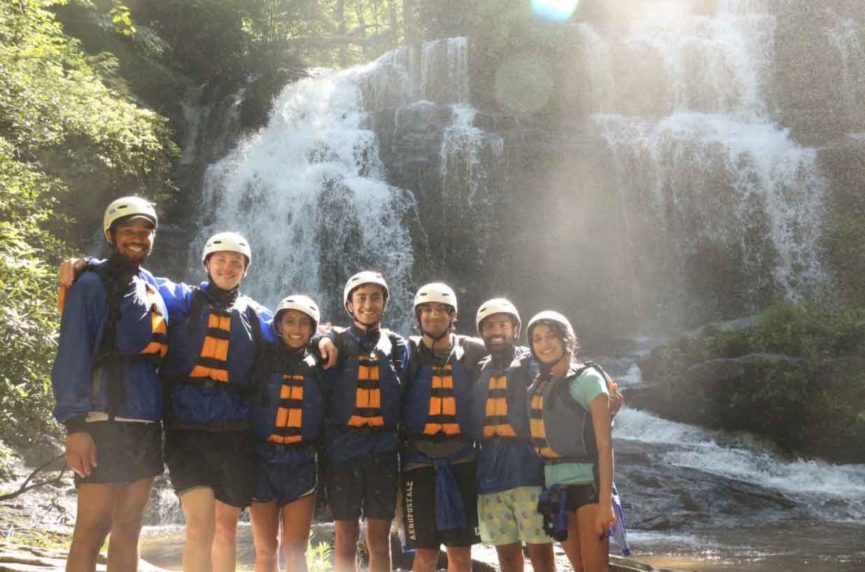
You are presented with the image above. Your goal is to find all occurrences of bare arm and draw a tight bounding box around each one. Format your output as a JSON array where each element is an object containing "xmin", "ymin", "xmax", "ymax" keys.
[
  {"xmin": 58, "ymin": 258, "xmax": 87, "ymax": 287},
  {"xmin": 589, "ymin": 393, "xmax": 615, "ymax": 535}
]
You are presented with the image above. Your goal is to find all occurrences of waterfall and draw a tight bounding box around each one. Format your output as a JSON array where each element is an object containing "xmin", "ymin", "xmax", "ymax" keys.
[
  {"xmin": 823, "ymin": 8, "xmax": 865, "ymax": 132},
  {"xmin": 197, "ymin": 68, "xmax": 416, "ymax": 326},
  {"xmin": 195, "ymin": 37, "xmax": 502, "ymax": 325},
  {"xmin": 579, "ymin": 0, "xmax": 827, "ymax": 307}
]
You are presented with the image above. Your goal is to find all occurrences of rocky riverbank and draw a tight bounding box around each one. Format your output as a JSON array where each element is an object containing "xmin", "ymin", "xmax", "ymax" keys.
[
  {"xmin": 0, "ymin": 451, "xmax": 674, "ymax": 572},
  {"xmin": 627, "ymin": 306, "xmax": 865, "ymax": 464}
]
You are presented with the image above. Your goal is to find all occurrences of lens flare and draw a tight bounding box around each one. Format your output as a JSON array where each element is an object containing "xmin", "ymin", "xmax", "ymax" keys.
[{"xmin": 530, "ymin": 0, "xmax": 579, "ymax": 22}]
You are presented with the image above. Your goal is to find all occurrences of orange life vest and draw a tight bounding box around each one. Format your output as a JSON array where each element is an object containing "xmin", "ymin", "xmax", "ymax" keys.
[{"xmin": 188, "ymin": 307, "xmax": 231, "ymax": 384}]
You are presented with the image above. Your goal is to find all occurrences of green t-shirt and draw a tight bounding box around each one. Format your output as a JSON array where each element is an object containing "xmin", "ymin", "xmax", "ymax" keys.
[{"xmin": 543, "ymin": 367, "xmax": 608, "ymax": 486}]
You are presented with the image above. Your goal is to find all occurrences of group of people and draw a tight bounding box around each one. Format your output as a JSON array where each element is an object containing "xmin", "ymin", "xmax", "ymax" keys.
[{"xmin": 53, "ymin": 196, "xmax": 624, "ymax": 572}]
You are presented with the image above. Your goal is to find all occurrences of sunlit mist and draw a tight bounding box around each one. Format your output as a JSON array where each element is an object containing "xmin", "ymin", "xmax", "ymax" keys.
[{"xmin": 530, "ymin": 0, "xmax": 579, "ymax": 22}]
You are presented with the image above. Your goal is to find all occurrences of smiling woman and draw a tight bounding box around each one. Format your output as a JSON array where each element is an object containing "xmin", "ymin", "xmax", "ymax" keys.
[{"xmin": 530, "ymin": 0, "xmax": 579, "ymax": 21}]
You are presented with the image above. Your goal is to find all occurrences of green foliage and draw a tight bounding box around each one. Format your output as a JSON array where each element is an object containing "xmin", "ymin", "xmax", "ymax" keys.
[
  {"xmin": 648, "ymin": 302, "xmax": 865, "ymax": 460},
  {"xmin": 1, "ymin": 0, "xmax": 177, "ymax": 233},
  {"xmin": 0, "ymin": 139, "xmax": 65, "ymax": 448},
  {"xmin": 0, "ymin": 0, "xmax": 176, "ymax": 450},
  {"xmin": 749, "ymin": 302, "xmax": 865, "ymax": 359},
  {"xmin": 109, "ymin": 0, "xmax": 135, "ymax": 37},
  {"xmin": 307, "ymin": 541, "xmax": 333, "ymax": 572},
  {"xmin": 727, "ymin": 360, "xmax": 814, "ymax": 450},
  {"xmin": 137, "ymin": 0, "xmax": 401, "ymax": 83}
]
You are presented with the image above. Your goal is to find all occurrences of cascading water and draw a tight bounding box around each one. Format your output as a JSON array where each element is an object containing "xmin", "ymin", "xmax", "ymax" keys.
[
  {"xmin": 823, "ymin": 8, "xmax": 865, "ymax": 132},
  {"xmin": 195, "ymin": 37, "xmax": 499, "ymax": 327},
  {"xmin": 197, "ymin": 69, "xmax": 419, "ymax": 325},
  {"xmin": 580, "ymin": 0, "xmax": 828, "ymax": 312}
]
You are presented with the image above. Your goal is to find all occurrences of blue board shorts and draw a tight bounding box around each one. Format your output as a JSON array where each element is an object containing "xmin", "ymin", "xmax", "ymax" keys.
[{"xmin": 252, "ymin": 442, "xmax": 317, "ymax": 507}]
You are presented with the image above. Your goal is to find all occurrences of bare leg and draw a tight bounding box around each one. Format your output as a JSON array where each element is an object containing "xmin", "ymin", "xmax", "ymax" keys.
[
  {"xmin": 334, "ymin": 520, "xmax": 360, "ymax": 572},
  {"xmin": 106, "ymin": 478, "xmax": 154, "ymax": 570},
  {"xmin": 561, "ymin": 510, "xmax": 583, "ymax": 572},
  {"xmin": 494, "ymin": 542, "xmax": 524, "ymax": 572},
  {"xmin": 180, "ymin": 487, "xmax": 216, "ymax": 572},
  {"xmin": 250, "ymin": 501, "xmax": 280, "ymax": 572},
  {"xmin": 364, "ymin": 518, "xmax": 392, "ymax": 572},
  {"xmin": 281, "ymin": 494, "xmax": 315, "ymax": 572},
  {"xmin": 213, "ymin": 500, "xmax": 242, "ymax": 572},
  {"xmin": 445, "ymin": 546, "xmax": 471, "ymax": 572},
  {"xmin": 411, "ymin": 548, "xmax": 439, "ymax": 572},
  {"xmin": 576, "ymin": 504, "xmax": 609, "ymax": 572},
  {"xmin": 526, "ymin": 542, "xmax": 556, "ymax": 572},
  {"xmin": 67, "ymin": 484, "xmax": 114, "ymax": 572}
]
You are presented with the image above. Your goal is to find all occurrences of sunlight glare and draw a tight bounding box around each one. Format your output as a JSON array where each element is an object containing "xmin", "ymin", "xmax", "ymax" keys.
[{"xmin": 530, "ymin": 0, "xmax": 579, "ymax": 22}]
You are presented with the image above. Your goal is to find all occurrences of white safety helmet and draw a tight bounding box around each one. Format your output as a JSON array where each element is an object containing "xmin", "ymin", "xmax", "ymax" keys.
[
  {"xmin": 526, "ymin": 310, "xmax": 577, "ymax": 352},
  {"xmin": 413, "ymin": 282, "xmax": 458, "ymax": 314},
  {"xmin": 343, "ymin": 271, "xmax": 390, "ymax": 316},
  {"xmin": 273, "ymin": 294, "xmax": 321, "ymax": 335},
  {"xmin": 476, "ymin": 298, "xmax": 521, "ymax": 337},
  {"xmin": 201, "ymin": 232, "xmax": 252, "ymax": 268},
  {"xmin": 103, "ymin": 196, "xmax": 158, "ymax": 234}
]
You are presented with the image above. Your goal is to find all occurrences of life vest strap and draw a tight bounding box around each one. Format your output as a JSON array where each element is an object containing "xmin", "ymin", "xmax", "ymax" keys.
[
  {"xmin": 204, "ymin": 328, "xmax": 231, "ymax": 340},
  {"xmin": 330, "ymin": 421, "xmax": 395, "ymax": 433}
]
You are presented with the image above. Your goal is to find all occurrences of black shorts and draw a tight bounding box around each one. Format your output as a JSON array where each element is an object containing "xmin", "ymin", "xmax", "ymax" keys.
[
  {"xmin": 325, "ymin": 451, "xmax": 399, "ymax": 521},
  {"xmin": 564, "ymin": 483, "xmax": 599, "ymax": 512},
  {"xmin": 164, "ymin": 428, "xmax": 256, "ymax": 508},
  {"xmin": 402, "ymin": 461, "xmax": 480, "ymax": 549},
  {"xmin": 74, "ymin": 421, "xmax": 163, "ymax": 486}
]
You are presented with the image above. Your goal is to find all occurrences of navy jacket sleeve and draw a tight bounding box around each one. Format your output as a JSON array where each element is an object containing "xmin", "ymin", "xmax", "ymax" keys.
[
  {"xmin": 153, "ymin": 275, "xmax": 193, "ymax": 319},
  {"xmin": 51, "ymin": 273, "xmax": 106, "ymax": 429},
  {"xmin": 252, "ymin": 301, "xmax": 276, "ymax": 344}
]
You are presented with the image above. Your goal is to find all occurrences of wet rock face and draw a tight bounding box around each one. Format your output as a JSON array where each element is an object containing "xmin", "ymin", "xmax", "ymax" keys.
[
  {"xmin": 774, "ymin": 0, "xmax": 865, "ymax": 144},
  {"xmin": 818, "ymin": 136, "xmax": 865, "ymax": 307},
  {"xmin": 615, "ymin": 441, "xmax": 799, "ymax": 532}
]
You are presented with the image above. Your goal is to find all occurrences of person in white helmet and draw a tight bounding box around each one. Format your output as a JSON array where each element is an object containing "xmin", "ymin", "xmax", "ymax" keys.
[
  {"xmin": 400, "ymin": 282, "xmax": 487, "ymax": 572},
  {"xmin": 249, "ymin": 294, "xmax": 327, "ymax": 572},
  {"xmin": 526, "ymin": 311, "xmax": 616, "ymax": 572},
  {"xmin": 467, "ymin": 299, "xmax": 555, "ymax": 572},
  {"xmin": 157, "ymin": 231, "xmax": 276, "ymax": 572},
  {"xmin": 322, "ymin": 271, "xmax": 409, "ymax": 572},
  {"xmin": 60, "ymin": 231, "xmax": 274, "ymax": 572},
  {"xmin": 53, "ymin": 196, "xmax": 168, "ymax": 571}
]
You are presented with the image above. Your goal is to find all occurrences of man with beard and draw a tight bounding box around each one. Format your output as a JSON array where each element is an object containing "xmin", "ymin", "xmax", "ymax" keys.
[
  {"xmin": 53, "ymin": 196, "xmax": 168, "ymax": 571},
  {"xmin": 469, "ymin": 298, "xmax": 555, "ymax": 572}
]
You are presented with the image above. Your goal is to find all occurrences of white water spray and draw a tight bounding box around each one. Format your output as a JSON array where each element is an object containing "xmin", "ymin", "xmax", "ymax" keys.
[
  {"xmin": 823, "ymin": 8, "xmax": 865, "ymax": 130},
  {"xmin": 196, "ymin": 38, "xmax": 482, "ymax": 326},
  {"xmin": 579, "ymin": 0, "xmax": 826, "ymax": 301},
  {"xmin": 617, "ymin": 408, "xmax": 865, "ymax": 521}
]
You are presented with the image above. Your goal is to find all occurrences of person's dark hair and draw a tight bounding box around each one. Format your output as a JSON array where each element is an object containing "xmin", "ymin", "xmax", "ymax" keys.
[{"xmin": 534, "ymin": 320, "xmax": 580, "ymax": 356}]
